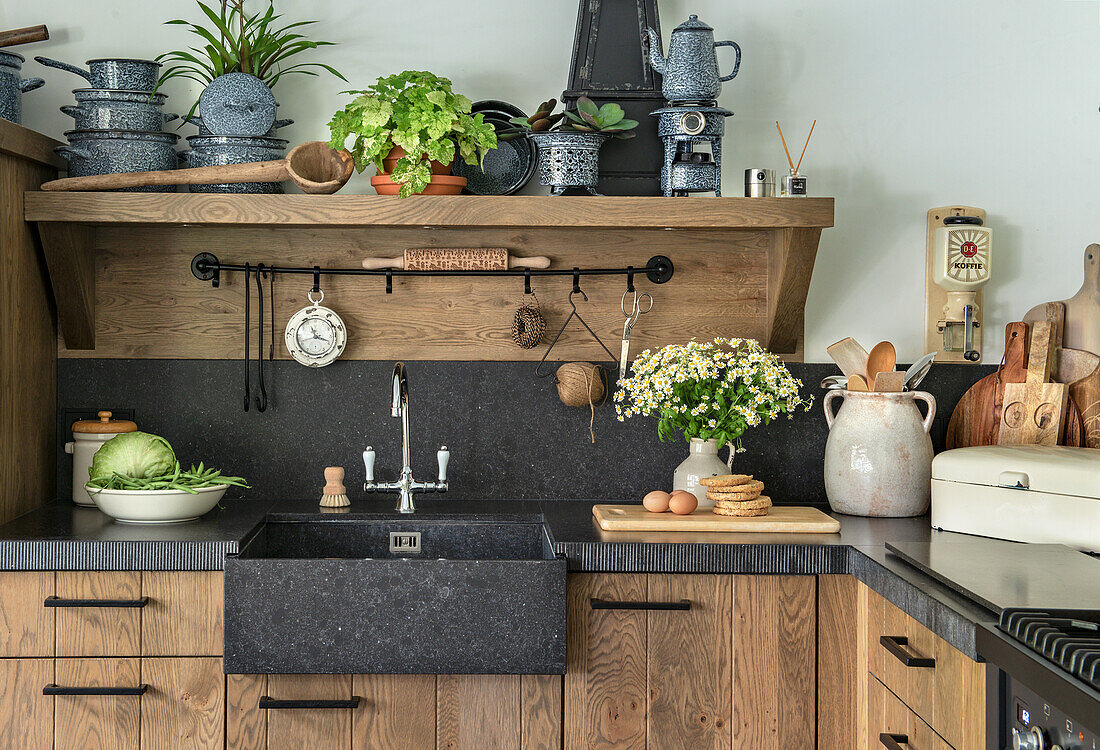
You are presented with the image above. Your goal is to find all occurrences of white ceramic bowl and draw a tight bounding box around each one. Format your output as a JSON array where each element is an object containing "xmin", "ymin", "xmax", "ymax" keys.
[{"xmin": 84, "ymin": 484, "xmax": 228, "ymax": 524}]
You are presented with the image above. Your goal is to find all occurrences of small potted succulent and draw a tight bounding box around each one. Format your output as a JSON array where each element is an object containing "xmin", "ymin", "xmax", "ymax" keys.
[
  {"xmin": 327, "ymin": 70, "xmax": 499, "ymax": 197},
  {"xmin": 510, "ymin": 97, "xmax": 638, "ymax": 195}
]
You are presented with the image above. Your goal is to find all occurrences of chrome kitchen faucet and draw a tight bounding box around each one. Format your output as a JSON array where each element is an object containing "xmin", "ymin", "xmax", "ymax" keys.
[{"xmin": 363, "ymin": 362, "xmax": 449, "ymax": 513}]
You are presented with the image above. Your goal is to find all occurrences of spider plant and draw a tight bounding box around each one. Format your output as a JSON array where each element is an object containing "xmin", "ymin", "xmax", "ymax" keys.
[{"xmin": 157, "ymin": 0, "xmax": 346, "ymax": 118}]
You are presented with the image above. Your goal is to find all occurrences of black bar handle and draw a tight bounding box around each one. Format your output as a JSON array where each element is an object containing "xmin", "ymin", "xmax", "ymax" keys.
[
  {"xmin": 879, "ymin": 733, "xmax": 909, "ymax": 749},
  {"xmin": 43, "ymin": 684, "xmax": 148, "ymax": 696},
  {"xmin": 44, "ymin": 596, "xmax": 149, "ymax": 609},
  {"xmin": 880, "ymin": 636, "xmax": 936, "ymax": 668},
  {"xmin": 258, "ymin": 696, "xmax": 361, "ymax": 710},
  {"xmin": 591, "ymin": 598, "xmax": 691, "ymax": 611}
]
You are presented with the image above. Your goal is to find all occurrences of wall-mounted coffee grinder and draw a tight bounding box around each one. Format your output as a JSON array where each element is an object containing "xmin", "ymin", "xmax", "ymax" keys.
[
  {"xmin": 925, "ymin": 206, "xmax": 992, "ymax": 362},
  {"xmin": 645, "ymin": 15, "xmax": 739, "ymax": 197}
]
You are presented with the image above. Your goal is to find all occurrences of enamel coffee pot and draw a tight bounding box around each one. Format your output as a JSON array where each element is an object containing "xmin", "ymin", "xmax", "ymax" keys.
[{"xmin": 646, "ymin": 15, "xmax": 741, "ymax": 104}]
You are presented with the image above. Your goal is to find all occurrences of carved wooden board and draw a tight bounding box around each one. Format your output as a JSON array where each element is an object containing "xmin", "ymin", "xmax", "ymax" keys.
[{"xmin": 60, "ymin": 225, "xmax": 796, "ymax": 360}]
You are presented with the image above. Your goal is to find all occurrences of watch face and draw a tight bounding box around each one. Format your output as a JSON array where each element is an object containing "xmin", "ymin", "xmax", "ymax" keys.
[{"xmin": 296, "ymin": 317, "xmax": 336, "ymax": 356}]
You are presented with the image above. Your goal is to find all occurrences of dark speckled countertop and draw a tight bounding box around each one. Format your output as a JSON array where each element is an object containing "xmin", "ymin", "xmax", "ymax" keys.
[{"xmin": 2, "ymin": 497, "xmax": 1099, "ymax": 659}]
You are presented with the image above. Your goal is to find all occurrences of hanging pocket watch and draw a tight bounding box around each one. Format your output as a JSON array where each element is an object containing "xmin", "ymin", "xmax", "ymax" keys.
[{"xmin": 284, "ymin": 288, "xmax": 347, "ymax": 367}]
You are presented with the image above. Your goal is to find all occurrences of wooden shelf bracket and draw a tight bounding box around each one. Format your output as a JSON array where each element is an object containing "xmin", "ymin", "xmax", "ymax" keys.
[{"xmin": 36, "ymin": 222, "xmax": 96, "ymax": 350}]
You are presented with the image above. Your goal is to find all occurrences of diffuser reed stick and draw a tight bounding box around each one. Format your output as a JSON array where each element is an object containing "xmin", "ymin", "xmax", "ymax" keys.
[
  {"xmin": 795, "ymin": 119, "xmax": 816, "ymax": 174},
  {"xmin": 776, "ymin": 121, "xmax": 795, "ymax": 172}
]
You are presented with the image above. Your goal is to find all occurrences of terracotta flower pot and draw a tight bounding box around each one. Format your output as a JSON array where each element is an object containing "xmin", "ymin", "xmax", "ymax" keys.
[
  {"xmin": 370, "ymin": 173, "xmax": 466, "ymax": 196},
  {"xmin": 382, "ymin": 145, "xmax": 453, "ymax": 175}
]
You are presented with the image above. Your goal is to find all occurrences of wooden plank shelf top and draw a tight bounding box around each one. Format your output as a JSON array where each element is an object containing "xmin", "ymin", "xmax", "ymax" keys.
[{"xmin": 24, "ymin": 192, "xmax": 833, "ymax": 230}]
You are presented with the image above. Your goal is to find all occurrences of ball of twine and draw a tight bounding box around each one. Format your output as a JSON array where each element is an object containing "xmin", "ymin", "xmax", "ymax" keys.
[
  {"xmin": 512, "ymin": 298, "xmax": 546, "ymax": 349},
  {"xmin": 555, "ymin": 362, "xmax": 606, "ymax": 443}
]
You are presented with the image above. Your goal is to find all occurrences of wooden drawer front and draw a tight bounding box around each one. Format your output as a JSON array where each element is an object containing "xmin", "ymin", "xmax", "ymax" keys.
[
  {"xmin": 54, "ymin": 658, "xmax": 142, "ymax": 750},
  {"xmin": 868, "ymin": 675, "xmax": 952, "ymax": 750},
  {"xmin": 0, "ymin": 658, "xmax": 53, "ymax": 749},
  {"xmin": 866, "ymin": 589, "xmax": 987, "ymax": 750},
  {"xmin": 55, "ymin": 571, "xmax": 143, "ymax": 657},
  {"xmin": 142, "ymin": 657, "xmax": 225, "ymax": 748},
  {"xmin": 0, "ymin": 572, "xmax": 54, "ymax": 657},
  {"xmin": 228, "ymin": 673, "xmax": 355, "ymax": 750},
  {"xmin": 142, "ymin": 572, "xmax": 223, "ymax": 656}
]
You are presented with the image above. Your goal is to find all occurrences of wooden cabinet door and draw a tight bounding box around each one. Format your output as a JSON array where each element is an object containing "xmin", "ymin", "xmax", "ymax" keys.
[
  {"xmin": 54, "ymin": 658, "xmax": 142, "ymax": 750},
  {"xmin": 228, "ymin": 674, "xmax": 354, "ymax": 750},
  {"xmin": 0, "ymin": 572, "xmax": 54, "ymax": 656},
  {"xmin": 55, "ymin": 571, "xmax": 142, "ymax": 656},
  {"xmin": 352, "ymin": 674, "xmax": 435, "ymax": 750},
  {"xmin": 437, "ymin": 674, "xmax": 562, "ymax": 750},
  {"xmin": 868, "ymin": 675, "xmax": 952, "ymax": 750},
  {"xmin": 142, "ymin": 572, "xmax": 223, "ymax": 656},
  {"xmin": 142, "ymin": 657, "xmax": 224, "ymax": 749},
  {"xmin": 648, "ymin": 574, "xmax": 733, "ymax": 750},
  {"xmin": 565, "ymin": 573, "xmax": 648, "ymax": 750},
  {"xmin": 0, "ymin": 658, "xmax": 52, "ymax": 749}
]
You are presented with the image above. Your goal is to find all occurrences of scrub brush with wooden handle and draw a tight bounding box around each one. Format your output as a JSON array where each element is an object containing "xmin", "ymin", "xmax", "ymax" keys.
[{"xmin": 319, "ymin": 466, "xmax": 350, "ymax": 507}]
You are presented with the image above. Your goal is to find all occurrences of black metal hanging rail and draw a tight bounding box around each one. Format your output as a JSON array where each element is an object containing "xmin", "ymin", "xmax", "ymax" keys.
[{"xmin": 191, "ymin": 252, "xmax": 674, "ymax": 294}]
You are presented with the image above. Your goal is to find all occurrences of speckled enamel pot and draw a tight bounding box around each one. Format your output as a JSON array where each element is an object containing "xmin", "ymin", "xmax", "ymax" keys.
[
  {"xmin": 35, "ymin": 56, "xmax": 161, "ymax": 91},
  {"xmin": 63, "ymin": 89, "xmax": 176, "ymax": 131},
  {"xmin": 0, "ymin": 51, "xmax": 45, "ymax": 124},
  {"xmin": 823, "ymin": 390, "xmax": 937, "ymax": 517},
  {"xmin": 56, "ymin": 130, "xmax": 179, "ymax": 192},
  {"xmin": 185, "ymin": 114, "xmax": 293, "ymax": 138},
  {"xmin": 181, "ymin": 134, "xmax": 288, "ymax": 193},
  {"xmin": 527, "ymin": 131, "xmax": 610, "ymax": 196}
]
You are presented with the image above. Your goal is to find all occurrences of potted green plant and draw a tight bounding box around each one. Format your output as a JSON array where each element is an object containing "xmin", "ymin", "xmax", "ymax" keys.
[
  {"xmin": 510, "ymin": 96, "xmax": 638, "ymax": 195},
  {"xmin": 614, "ymin": 338, "xmax": 812, "ymax": 507},
  {"xmin": 157, "ymin": 0, "xmax": 346, "ymax": 125},
  {"xmin": 327, "ymin": 70, "xmax": 498, "ymax": 197}
]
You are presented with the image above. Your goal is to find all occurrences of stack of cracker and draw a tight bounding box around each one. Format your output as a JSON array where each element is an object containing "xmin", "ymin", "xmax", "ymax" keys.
[{"xmin": 699, "ymin": 475, "xmax": 771, "ymax": 517}]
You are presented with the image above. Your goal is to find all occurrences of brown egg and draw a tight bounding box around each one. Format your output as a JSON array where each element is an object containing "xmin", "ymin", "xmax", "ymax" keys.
[
  {"xmin": 668, "ymin": 490, "xmax": 698, "ymax": 515},
  {"xmin": 642, "ymin": 490, "xmax": 671, "ymax": 513}
]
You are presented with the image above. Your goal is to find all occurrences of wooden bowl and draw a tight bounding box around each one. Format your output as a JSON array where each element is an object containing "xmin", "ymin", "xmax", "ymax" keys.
[{"xmin": 370, "ymin": 173, "xmax": 466, "ymax": 196}]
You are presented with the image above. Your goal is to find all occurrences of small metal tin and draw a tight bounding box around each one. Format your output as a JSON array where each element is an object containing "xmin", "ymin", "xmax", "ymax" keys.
[
  {"xmin": 781, "ymin": 172, "xmax": 808, "ymax": 197},
  {"xmin": 745, "ymin": 168, "xmax": 774, "ymax": 197}
]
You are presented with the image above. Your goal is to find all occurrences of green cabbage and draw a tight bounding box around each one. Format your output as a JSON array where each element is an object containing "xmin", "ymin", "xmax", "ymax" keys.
[{"xmin": 89, "ymin": 432, "xmax": 177, "ymax": 481}]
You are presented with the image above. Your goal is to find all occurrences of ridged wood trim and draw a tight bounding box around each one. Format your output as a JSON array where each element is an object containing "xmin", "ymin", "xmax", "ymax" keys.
[
  {"xmin": 54, "ymin": 571, "xmax": 141, "ymax": 657},
  {"xmin": 141, "ymin": 571, "xmax": 223, "ymax": 656},
  {"xmin": 140, "ymin": 657, "xmax": 224, "ymax": 749},
  {"xmin": 0, "ymin": 571, "xmax": 54, "ymax": 657},
  {"xmin": 732, "ymin": 575, "xmax": 816, "ymax": 749},
  {"xmin": 25, "ymin": 193, "xmax": 835, "ymax": 229}
]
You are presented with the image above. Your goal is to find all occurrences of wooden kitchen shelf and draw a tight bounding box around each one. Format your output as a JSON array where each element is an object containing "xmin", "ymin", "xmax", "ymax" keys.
[
  {"xmin": 24, "ymin": 192, "xmax": 833, "ymax": 356},
  {"xmin": 24, "ymin": 192, "xmax": 833, "ymax": 229}
]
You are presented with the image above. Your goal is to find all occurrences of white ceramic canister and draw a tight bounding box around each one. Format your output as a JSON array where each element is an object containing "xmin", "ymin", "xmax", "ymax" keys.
[
  {"xmin": 64, "ymin": 411, "xmax": 137, "ymax": 506},
  {"xmin": 673, "ymin": 437, "xmax": 731, "ymax": 508},
  {"xmin": 823, "ymin": 390, "xmax": 936, "ymax": 517}
]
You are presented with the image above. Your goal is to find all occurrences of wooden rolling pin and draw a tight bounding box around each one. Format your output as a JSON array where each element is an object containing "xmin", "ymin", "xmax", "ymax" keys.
[
  {"xmin": 0, "ymin": 25, "xmax": 49, "ymax": 48},
  {"xmin": 40, "ymin": 141, "xmax": 354, "ymax": 195},
  {"xmin": 361, "ymin": 248, "xmax": 551, "ymax": 270}
]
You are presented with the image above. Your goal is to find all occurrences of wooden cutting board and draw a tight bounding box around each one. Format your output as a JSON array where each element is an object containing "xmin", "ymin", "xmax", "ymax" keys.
[
  {"xmin": 592, "ymin": 504, "xmax": 841, "ymax": 533},
  {"xmin": 1024, "ymin": 243, "xmax": 1100, "ymax": 356},
  {"xmin": 998, "ymin": 320, "xmax": 1069, "ymax": 445},
  {"xmin": 1055, "ymin": 347, "xmax": 1100, "ymax": 448},
  {"xmin": 945, "ymin": 322, "xmax": 1029, "ymax": 449}
]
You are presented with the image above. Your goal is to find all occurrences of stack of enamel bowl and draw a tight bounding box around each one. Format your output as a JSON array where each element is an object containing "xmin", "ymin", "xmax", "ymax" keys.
[
  {"xmin": 180, "ymin": 72, "xmax": 288, "ymax": 193},
  {"xmin": 37, "ymin": 56, "xmax": 178, "ymax": 192}
]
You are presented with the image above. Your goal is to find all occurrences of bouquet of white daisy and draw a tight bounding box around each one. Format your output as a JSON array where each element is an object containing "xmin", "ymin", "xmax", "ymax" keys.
[{"xmin": 614, "ymin": 337, "xmax": 812, "ymax": 454}]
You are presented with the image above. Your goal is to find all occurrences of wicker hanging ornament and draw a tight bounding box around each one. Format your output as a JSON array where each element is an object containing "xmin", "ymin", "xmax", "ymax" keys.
[{"xmin": 512, "ymin": 295, "xmax": 546, "ymax": 349}]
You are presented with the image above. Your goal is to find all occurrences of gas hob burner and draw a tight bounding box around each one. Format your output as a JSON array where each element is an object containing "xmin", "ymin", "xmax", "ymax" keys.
[{"xmin": 650, "ymin": 105, "xmax": 732, "ymax": 196}]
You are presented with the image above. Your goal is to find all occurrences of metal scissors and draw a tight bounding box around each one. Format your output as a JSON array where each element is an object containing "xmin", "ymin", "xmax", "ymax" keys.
[{"xmin": 619, "ymin": 290, "xmax": 653, "ymax": 379}]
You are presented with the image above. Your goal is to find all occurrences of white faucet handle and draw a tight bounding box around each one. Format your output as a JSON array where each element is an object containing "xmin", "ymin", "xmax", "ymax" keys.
[
  {"xmin": 363, "ymin": 447, "xmax": 375, "ymax": 482},
  {"xmin": 437, "ymin": 446, "xmax": 450, "ymax": 482}
]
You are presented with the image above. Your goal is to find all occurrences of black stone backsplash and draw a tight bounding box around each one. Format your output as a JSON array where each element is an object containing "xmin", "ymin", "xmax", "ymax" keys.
[{"xmin": 57, "ymin": 360, "xmax": 992, "ymax": 505}]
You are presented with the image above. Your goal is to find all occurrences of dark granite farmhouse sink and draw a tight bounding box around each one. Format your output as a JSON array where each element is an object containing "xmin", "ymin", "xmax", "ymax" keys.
[{"xmin": 223, "ymin": 514, "xmax": 566, "ymax": 675}]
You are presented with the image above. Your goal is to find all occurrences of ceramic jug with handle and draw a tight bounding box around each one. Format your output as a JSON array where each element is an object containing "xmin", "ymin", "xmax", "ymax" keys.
[
  {"xmin": 823, "ymin": 390, "xmax": 936, "ymax": 517},
  {"xmin": 646, "ymin": 15, "xmax": 741, "ymax": 104}
]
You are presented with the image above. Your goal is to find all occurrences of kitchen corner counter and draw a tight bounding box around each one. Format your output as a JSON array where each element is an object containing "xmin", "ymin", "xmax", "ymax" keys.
[{"xmin": 2, "ymin": 497, "xmax": 1095, "ymax": 660}]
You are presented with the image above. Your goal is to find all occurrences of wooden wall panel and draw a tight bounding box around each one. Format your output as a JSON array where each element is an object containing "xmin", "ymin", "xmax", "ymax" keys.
[
  {"xmin": 732, "ymin": 575, "xmax": 817, "ymax": 750},
  {"xmin": 61, "ymin": 225, "xmax": 787, "ymax": 360},
  {"xmin": 1, "ymin": 151, "xmax": 57, "ymax": 522}
]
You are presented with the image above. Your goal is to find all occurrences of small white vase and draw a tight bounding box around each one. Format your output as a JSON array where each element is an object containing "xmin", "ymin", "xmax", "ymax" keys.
[{"xmin": 672, "ymin": 438, "xmax": 730, "ymax": 509}]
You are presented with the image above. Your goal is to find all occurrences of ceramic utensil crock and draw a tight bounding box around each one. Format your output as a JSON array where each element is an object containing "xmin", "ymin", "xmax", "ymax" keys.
[
  {"xmin": 673, "ymin": 437, "xmax": 731, "ymax": 508},
  {"xmin": 65, "ymin": 410, "xmax": 137, "ymax": 507},
  {"xmin": 823, "ymin": 390, "xmax": 936, "ymax": 517}
]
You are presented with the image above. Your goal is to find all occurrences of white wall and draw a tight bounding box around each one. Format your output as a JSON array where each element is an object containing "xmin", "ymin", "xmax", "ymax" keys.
[{"xmin": 4, "ymin": 0, "xmax": 1098, "ymax": 363}]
